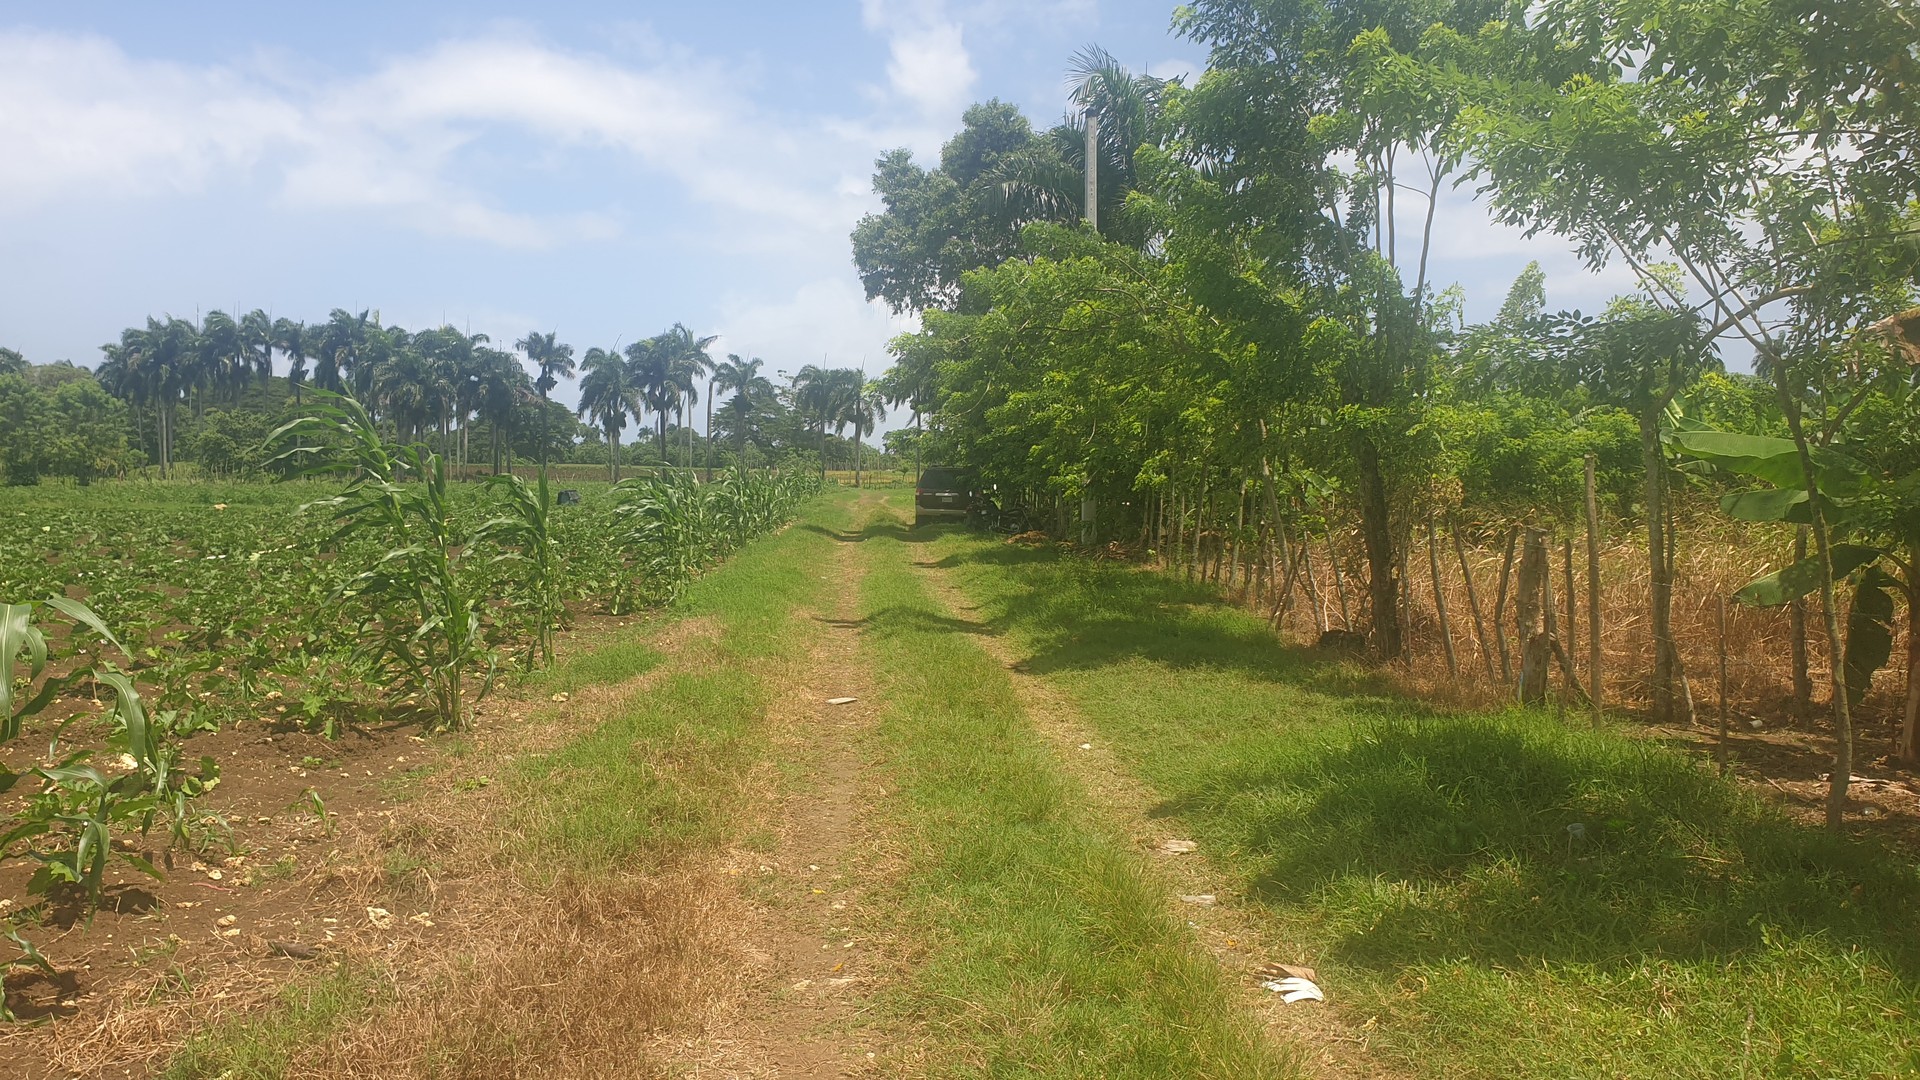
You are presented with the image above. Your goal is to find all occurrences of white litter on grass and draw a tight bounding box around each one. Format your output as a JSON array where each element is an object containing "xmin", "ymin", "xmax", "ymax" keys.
[
  {"xmin": 1261, "ymin": 977, "xmax": 1325, "ymax": 1003},
  {"xmin": 1159, "ymin": 839, "xmax": 1198, "ymax": 854},
  {"xmin": 366, "ymin": 907, "xmax": 395, "ymax": 930},
  {"xmin": 1078, "ymin": 743, "xmax": 1093, "ymax": 750},
  {"xmin": 1178, "ymin": 894, "xmax": 1216, "ymax": 905},
  {"xmin": 826, "ymin": 697, "xmax": 858, "ymax": 705}
]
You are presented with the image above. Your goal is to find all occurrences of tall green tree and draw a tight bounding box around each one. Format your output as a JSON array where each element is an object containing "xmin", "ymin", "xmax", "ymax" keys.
[
  {"xmin": 516, "ymin": 330, "xmax": 575, "ymax": 472},
  {"xmin": 578, "ymin": 346, "xmax": 640, "ymax": 483}
]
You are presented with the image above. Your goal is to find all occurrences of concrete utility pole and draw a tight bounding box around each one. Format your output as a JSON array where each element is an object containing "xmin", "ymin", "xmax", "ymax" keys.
[{"xmin": 1083, "ymin": 112, "xmax": 1100, "ymax": 231}]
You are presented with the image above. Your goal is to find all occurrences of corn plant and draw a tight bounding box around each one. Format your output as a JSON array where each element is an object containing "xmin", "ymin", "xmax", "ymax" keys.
[
  {"xmin": 612, "ymin": 468, "xmax": 821, "ymax": 605},
  {"xmin": 476, "ymin": 469, "xmax": 565, "ymax": 669},
  {"xmin": 269, "ymin": 393, "xmax": 488, "ymax": 731},
  {"xmin": 3, "ymin": 597, "xmax": 215, "ymax": 1019}
]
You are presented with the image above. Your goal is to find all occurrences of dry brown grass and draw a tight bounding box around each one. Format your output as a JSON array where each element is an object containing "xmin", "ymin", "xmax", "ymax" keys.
[
  {"xmin": 297, "ymin": 869, "xmax": 745, "ymax": 1080},
  {"xmin": 1195, "ymin": 512, "xmax": 1909, "ymax": 746}
]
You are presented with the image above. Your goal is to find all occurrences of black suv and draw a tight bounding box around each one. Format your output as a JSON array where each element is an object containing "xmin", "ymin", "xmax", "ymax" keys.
[{"xmin": 913, "ymin": 467, "xmax": 976, "ymax": 528}]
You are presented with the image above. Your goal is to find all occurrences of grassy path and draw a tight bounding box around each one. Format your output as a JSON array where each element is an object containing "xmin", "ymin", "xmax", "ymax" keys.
[
  {"xmin": 918, "ymin": 518, "xmax": 1920, "ymax": 1080},
  {"xmin": 847, "ymin": 497, "xmax": 1294, "ymax": 1078}
]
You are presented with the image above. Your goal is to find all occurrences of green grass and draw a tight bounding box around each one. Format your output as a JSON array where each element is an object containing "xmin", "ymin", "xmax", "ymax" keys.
[
  {"xmin": 537, "ymin": 637, "xmax": 665, "ymax": 693},
  {"xmin": 852, "ymin": 511, "xmax": 1296, "ymax": 1079},
  {"xmin": 160, "ymin": 964, "xmax": 385, "ymax": 1080},
  {"xmin": 926, "ymin": 525, "xmax": 1920, "ymax": 1080},
  {"xmin": 506, "ymin": 668, "xmax": 767, "ymax": 877}
]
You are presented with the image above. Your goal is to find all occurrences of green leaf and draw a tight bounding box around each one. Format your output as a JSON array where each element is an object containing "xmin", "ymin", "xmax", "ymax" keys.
[
  {"xmin": 1733, "ymin": 544, "xmax": 1883, "ymax": 606},
  {"xmin": 1719, "ymin": 487, "xmax": 1809, "ymax": 522},
  {"xmin": 1669, "ymin": 430, "xmax": 1804, "ymax": 486},
  {"xmin": 1844, "ymin": 567, "xmax": 1897, "ymax": 711},
  {"xmin": 41, "ymin": 595, "xmax": 128, "ymax": 659}
]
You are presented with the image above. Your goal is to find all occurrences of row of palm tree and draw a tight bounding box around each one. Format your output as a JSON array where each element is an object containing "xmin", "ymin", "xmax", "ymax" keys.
[
  {"xmin": 91, "ymin": 309, "xmax": 892, "ymax": 481},
  {"xmin": 97, "ymin": 309, "xmax": 538, "ymax": 477},
  {"xmin": 793, "ymin": 366, "xmax": 887, "ymax": 487}
]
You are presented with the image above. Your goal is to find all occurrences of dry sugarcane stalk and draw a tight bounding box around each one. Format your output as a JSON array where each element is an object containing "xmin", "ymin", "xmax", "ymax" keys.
[
  {"xmin": 1428, "ymin": 513, "xmax": 1458, "ymax": 678},
  {"xmin": 1450, "ymin": 513, "xmax": 1498, "ymax": 682}
]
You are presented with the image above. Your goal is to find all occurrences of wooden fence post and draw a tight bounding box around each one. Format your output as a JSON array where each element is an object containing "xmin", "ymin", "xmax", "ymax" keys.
[
  {"xmin": 1517, "ymin": 528, "xmax": 1549, "ymax": 705},
  {"xmin": 1584, "ymin": 454, "xmax": 1604, "ymax": 721}
]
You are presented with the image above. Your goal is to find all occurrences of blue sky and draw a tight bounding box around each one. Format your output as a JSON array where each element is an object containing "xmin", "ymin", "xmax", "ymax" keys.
[{"xmin": 0, "ymin": 1, "xmax": 1623, "ymax": 424}]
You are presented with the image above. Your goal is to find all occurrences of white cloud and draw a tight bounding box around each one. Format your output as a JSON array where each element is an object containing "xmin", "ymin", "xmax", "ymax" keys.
[
  {"xmin": 711, "ymin": 277, "xmax": 917, "ymax": 378},
  {"xmin": 0, "ymin": 29, "xmax": 856, "ymax": 250},
  {"xmin": 859, "ymin": 0, "xmax": 979, "ymax": 125}
]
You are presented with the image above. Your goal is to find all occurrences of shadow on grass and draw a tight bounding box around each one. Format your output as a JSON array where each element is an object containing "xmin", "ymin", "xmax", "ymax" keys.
[
  {"xmin": 800, "ymin": 520, "xmax": 943, "ymax": 546},
  {"xmin": 912, "ymin": 524, "xmax": 1920, "ymax": 987},
  {"xmin": 820, "ymin": 607, "xmax": 995, "ymax": 637},
  {"xmin": 921, "ymin": 533, "xmax": 1408, "ymax": 706}
]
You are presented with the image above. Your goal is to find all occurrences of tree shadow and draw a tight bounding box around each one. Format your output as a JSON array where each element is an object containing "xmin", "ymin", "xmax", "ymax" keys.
[
  {"xmin": 1198, "ymin": 717, "xmax": 1920, "ymax": 980},
  {"xmin": 822, "ymin": 607, "xmax": 996, "ymax": 638},
  {"xmin": 926, "ymin": 537, "xmax": 1407, "ymax": 702},
  {"xmin": 929, "ymin": 534, "xmax": 1920, "ymax": 982}
]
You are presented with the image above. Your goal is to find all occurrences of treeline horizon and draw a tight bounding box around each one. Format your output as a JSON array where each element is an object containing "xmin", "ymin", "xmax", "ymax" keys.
[{"xmin": 0, "ymin": 312, "xmax": 912, "ymax": 486}]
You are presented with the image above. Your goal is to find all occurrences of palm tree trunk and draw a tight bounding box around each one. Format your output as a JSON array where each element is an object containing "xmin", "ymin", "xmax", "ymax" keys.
[
  {"xmin": 609, "ymin": 425, "xmax": 620, "ymax": 484},
  {"xmin": 854, "ymin": 428, "xmax": 863, "ymax": 489},
  {"xmin": 705, "ymin": 389, "xmax": 714, "ymax": 482}
]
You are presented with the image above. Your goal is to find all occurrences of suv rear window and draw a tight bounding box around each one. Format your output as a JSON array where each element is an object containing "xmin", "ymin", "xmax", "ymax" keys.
[{"xmin": 918, "ymin": 468, "xmax": 972, "ymax": 490}]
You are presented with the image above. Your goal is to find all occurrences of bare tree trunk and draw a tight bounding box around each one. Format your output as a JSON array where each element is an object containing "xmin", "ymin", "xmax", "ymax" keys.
[
  {"xmin": 1450, "ymin": 516, "xmax": 1497, "ymax": 682},
  {"xmin": 1326, "ymin": 526, "xmax": 1354, "ymax": 629},
  {"xmin": 1585, "ymin": 455, "xmax": 1604, "ymax": 720},
  {"xmin": 1354, "ymin": 435, "xmax": 1401, "ymax": 657},
  {"xmin": 1900, "ymin": 546, "xmax": 1920, "ymax": 764},
  {"xmin": 1303, "ymin": 545, "xmax": 1328, "ymax": 634},
  {"xmin": 1642, "ymin": 410, "xmax": 1694, "ymax": 725},
  {"xmin": 1790, "ymin": 527, "xmax": 1813, "ymax": 726},
  {"xmin": 1429, "ymin": 514, "xmax": 1458, "ymax": 678},
  {"xmin": 1493, "ymin": 525, "xmax": 1518, "ymax": 684}
]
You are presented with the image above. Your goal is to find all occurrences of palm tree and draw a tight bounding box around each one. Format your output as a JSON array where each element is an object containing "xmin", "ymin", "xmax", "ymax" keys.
[
  {"xmin": 793, "ymin": 365, "xmax": 837, "ymax": 478},
  {"xmin": 196, "ymin": 310, "xmax": 244, "ymax": 411},
  {"xmin": 476, "ymin": 349, "xmax": 531, "ymax": 474},
  {"xmin": 241, "ymin": 309, "xmax": 275, "ymax": 400},
  {"xmin": 628, "ymin": 334, "xmax": 697, "ymax": 466},
  {"xmin": 516, "ymin": 330, "xmax": 575, "ymax": 473},
  {"xmin": 272, "ymin": 318, "xmax": 310, "ymax": 404},
  {"xmin": 578, "ymin": 345, "xmax": 640, "ymax": 482},
  {"xmin": 846, "ymin": 376, "xmax": 888, "ymax": 489},
  {"xmin": 879, "ymin": 350, "xmax": 936, "ymax": 480},
  {"xmin": 314, "ymin": 308, "xmax": 371, "ymax": 395},
  {"xmin": 101, "ymin": 316, "xmax": 195, "ymax": 477},
  {"xmin": 663, "ymin": 323, "xmax": 716, "ymax": 472},
  {"xmin": 710, "ymin": 354, "xmax": 772, "ymax": 476}
]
